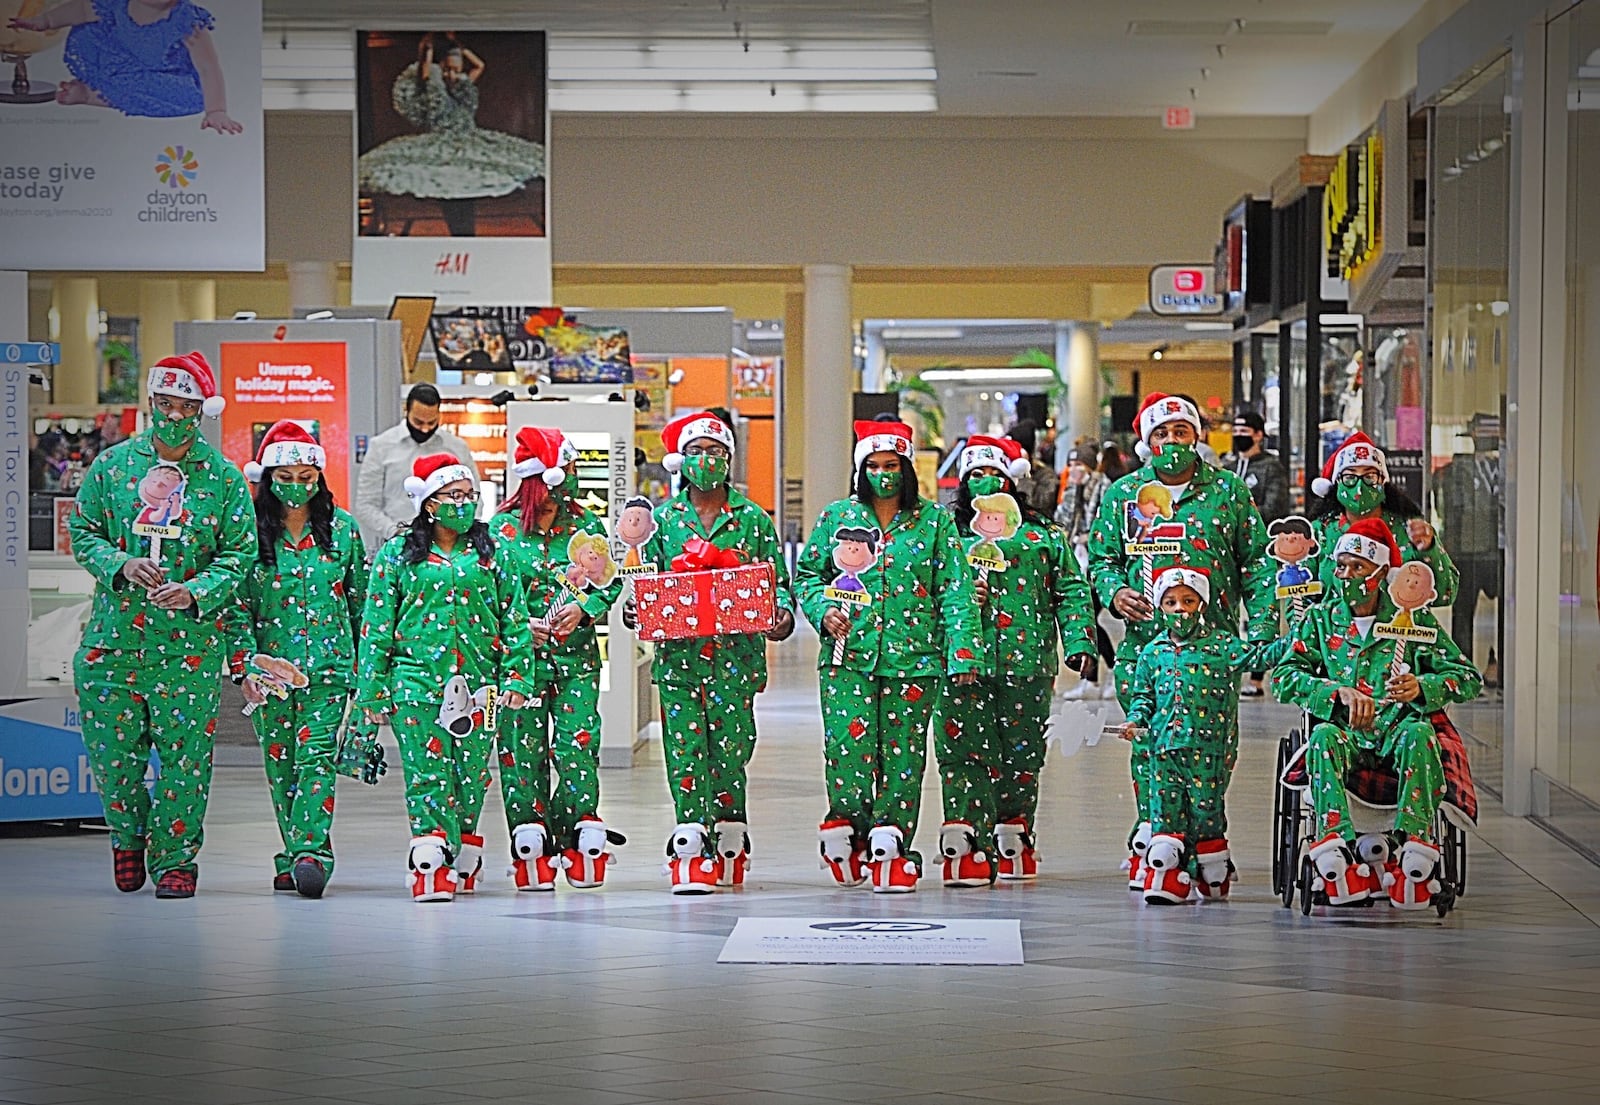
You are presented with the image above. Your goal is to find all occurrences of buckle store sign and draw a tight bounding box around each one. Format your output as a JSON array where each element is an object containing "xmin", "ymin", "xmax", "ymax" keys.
[{"xmin": 1149, "ymin": 265, "xmax": 1225, "ymax": 316}]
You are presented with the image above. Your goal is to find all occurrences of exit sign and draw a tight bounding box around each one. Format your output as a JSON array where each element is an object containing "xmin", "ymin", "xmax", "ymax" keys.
[{"xmin": 1164, "ymin": 106, "xmax": 1195, "ymax": 130}]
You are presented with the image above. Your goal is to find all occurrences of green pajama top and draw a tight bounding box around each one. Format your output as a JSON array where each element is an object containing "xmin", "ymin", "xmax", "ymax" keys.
[
  {"xmin": 224, "ymin": 508, "xmax": 367, "ymax": 689},
  {"xmin": 795, "ymin": 497, "xmax": 984, "ymax": 678},
  {"xmin": 69, "ymin": 429, "xmax": 257, "ymax": 659},
  {"xmin": 1124, "ymin": 629, "xmax": 1291, "ymax": 752},
  {"xmin": 639, "ymin": 486, "xmax": 793, "ymax": 688},
  {"xmin": 958, "ymin": 517, "xmax": 1098, "ymax": 676},
  {"xmin": 354, "ymin": 533, "xmax": 534, "ymax": 711},
  {"xmin": 1307, "ymin": 508, "xmax": 1461, "ymax": 610}
]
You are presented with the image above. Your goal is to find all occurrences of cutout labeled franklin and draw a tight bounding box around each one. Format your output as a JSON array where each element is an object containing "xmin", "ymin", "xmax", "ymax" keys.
[
  {"xmin": 1267, "ymin": 516, "xmax": 1323, "ymax": 599},
  {"xmin": 823, "ymin": 525, "xmax": 879, "ymax": 607},
  {"xmin": 967, "ymin": 492, "xmax": 1020, "ymax": 572},
  {"xmin": 616, "ymin": 495, "xmax": 658, "ymax": 574},
  {"xmin": 131, "ymin": 461, "xmax": 187, "ymax": 538},
  {"xmin": 1123, "ymin": 480, "xmax": 1186, "ymax": 555}
]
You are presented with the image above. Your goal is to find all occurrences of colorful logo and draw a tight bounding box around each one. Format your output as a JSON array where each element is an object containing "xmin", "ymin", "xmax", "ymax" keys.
[{"xmin": 154, "ymin": 146, "xmax": 199, "ymax": 190}]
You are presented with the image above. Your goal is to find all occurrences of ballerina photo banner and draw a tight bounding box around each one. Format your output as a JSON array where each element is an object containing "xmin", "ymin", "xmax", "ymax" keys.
[
  {"xmin": 0, "ymin": 0, "xmax": 264, "ymax": 270},
  {"xmin": 352, "ymin": 29, "xmax": 550, "ymax": 306}
]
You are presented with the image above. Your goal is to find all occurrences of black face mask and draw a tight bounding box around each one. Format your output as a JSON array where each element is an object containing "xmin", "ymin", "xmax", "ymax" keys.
[
  {"xmin": 407, "ymin": 421, "xmax": 437, "ymax": 445},
  {"xmin": 1232, "ymin": 434, "xmax": 1255, "ymax": 455}
]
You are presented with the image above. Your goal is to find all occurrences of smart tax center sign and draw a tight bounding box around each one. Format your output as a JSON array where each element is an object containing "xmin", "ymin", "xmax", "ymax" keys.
[{"xmin": 1149, "ymin": 264, "xmax": 1225, "ymax": 317}]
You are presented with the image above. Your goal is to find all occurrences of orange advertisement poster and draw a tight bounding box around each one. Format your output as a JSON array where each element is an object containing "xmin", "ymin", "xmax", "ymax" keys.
[{"xmin": 218, "ymin": 342, "xmax": 351, "ymax": 504}]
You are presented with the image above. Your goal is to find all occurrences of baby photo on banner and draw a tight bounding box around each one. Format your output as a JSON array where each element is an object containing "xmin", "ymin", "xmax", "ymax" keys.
[
  {"xmin": 352, "ymin": 29, "xmax": 550, "ymax": 306},
  {"xmin": 0, "ymin": 0, "xmax": 264, "ymax": 270}
]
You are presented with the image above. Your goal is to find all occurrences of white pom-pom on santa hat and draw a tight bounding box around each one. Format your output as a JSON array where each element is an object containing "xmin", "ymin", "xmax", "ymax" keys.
[
  {"xmin": 242, "ymin": 419, "xmax": 325, "ymax": 483},
  {"xmin": 1132, "ymin": 392, "xmax": 1201, "ymax": 461},
  {"xmin": 407, "ymin": 454, "xmax": 477, "ymax": 507},
  {"xmin": 1311, "ymin": 432, "xmax": 1388, "ymax": 498},
  {"xmin": 148, "ymin": 351, "xmax": 226, "ymax": 417},
  {"xmin": 661, "ymin": 411, "xmax": 734, "ymax": 474},
  {"xmin": 957, "ymin": 435, "xmax": 1030, "ymax": 482},
  {"xmin": 510, "ymin": 425, "xmax": 572, "ymax": 486}
]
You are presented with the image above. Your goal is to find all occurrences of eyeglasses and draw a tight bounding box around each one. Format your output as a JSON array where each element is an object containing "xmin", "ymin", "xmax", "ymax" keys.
[
  {"xmin": 683, "ymin": 444, "xmax": 730, "ymax": 459},
  {"xmin": 1336, "ymin": 472, "xmax": 1384, "ymax": 489},
  {"xmin": 433, "ymin": 489, "xmax": 479, "ymax": 504}
]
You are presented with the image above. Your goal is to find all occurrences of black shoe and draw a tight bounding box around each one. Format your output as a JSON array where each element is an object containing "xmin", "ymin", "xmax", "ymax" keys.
[
  {"xmin": 293, "ymin": 857, "xmax": 327, "ymax": 899},
  {"xmin": 1240, "ymin": 684, "xmax": 1265, "ymax": 698},
  {"xmin": 273, "ymin": 872, "xmax": 295, "ymax": 892}
]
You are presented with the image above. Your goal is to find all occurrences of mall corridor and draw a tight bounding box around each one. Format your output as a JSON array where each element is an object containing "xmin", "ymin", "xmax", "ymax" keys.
[{"xmin": 3, "ymin": 632, "xmax": 1599, "ymax": 1105}]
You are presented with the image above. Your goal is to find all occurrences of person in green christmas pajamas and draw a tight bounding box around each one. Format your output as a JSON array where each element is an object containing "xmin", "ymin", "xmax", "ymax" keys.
[
  {"xmin": 224, "ymin": 421, "xmax": 366, "ymax": 900},
  {"xmin": 1272, "ymin": 518, "xmax": 1481, "ymax": 910},
  {"xmin": 1086, "ymin": 392, "xmax": 1277, "ymax": 886},
  {"xmin": 489, "ymin": 425, "xmax": 625, "ymax": 892},
  {"xmin": 1119, "ymin": 566, "xmax": 1290, "ymax": 905},
  {"xmin": 1305, "ymin": 432, "xmax": 1459, "ymax": 609},
  {"xmin": 795, "ymin": 419, "xmax": 984, "ymax": 894},
  {"xmin": 355, "ymin": 454, "xmax": 533, "ymax": 903},
  {"xmin": 69, "ymin": 353, "xmax": 256, "ymax": 899},
  {"xmin": 932, "ymin": 434, "xmax": 1097, "ymax": 887},
  {"xmin": 625, "ymin": 411, "xmax": 794, "ymax": 895}
]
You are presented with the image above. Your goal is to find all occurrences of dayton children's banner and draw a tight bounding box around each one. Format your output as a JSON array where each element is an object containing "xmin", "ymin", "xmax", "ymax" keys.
[
  {"xmin": 219, "ymin": 342, "xmax": 350, "ymax": 504},
  {"xmin": 0, "ymin": 0, "xmax": 264, "ymax": 270}
]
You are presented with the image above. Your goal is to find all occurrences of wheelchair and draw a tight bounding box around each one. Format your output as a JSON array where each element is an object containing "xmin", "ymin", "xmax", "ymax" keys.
[{"xmin": 1270, "ymin": 713, "xmax": 1472, "ymax": 919}]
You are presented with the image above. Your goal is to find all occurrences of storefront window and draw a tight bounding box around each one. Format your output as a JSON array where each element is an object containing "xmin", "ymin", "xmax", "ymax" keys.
[
  {"xmin": 1428, "ymin": 55, "xmax": 1512, "ymax": 789},
  {"xmin": 1556, "ymin": 1, "xmax": 1600, "ymax": 815}
]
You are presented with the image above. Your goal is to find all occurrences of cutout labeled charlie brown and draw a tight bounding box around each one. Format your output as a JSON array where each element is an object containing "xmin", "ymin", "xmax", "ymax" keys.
[
  {"xmin": 968, "ymin": 492, "xmax": 1021, "ymax": 571},
  {"xmin": 1386, "ymin": 561, "xmax": 1439, "ymax": 630}
]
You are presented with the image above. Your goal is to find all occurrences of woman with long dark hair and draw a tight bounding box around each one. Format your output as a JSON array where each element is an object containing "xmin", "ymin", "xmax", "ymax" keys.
[
  {"xmin": 1304, "ymin": 433, "xmax": 1460, "ymax": 606},
  {"xmin": 794, "ymin": 419, "xmax": 983, "ymax": 893},
  {"xmin": 931, "ymin": 436, "xmax": 1097, "ymax": 885},
  {"xmin": 486, "ymin": 426, "xmax": 625, "ymax": 892},
  {"xmin": 226, "ymin": 421, "xmax": 365, "ymax": 899},
  {"xmin": 355, "ymin": 453, "xmax": 532, "ymax": 902}
]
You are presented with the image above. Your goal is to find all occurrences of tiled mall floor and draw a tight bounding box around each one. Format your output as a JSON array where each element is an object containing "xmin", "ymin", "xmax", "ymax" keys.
[{"xmin": 5, "ymin": 631, "xmax": 1600, "ymax": 1105}]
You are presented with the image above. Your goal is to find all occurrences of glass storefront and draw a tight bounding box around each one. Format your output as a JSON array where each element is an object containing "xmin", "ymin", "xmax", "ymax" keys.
[{"xmin": 1427, "ymin": 55, "xmax": 1512, "ymax": 793}]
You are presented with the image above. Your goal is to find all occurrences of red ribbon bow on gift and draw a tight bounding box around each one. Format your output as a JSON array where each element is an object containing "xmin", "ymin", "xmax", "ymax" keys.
[{"xmin": 671, "ymin": 537, "xmax": 747, "ymax": 572}]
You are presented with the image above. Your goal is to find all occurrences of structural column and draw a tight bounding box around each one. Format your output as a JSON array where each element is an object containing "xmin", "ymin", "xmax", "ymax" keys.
[
  {"xmin": 800, "ymin": 264, "xmax": 853, "ymax": 532},
  {"xmin": 1059, "ymin": 321, "xmax": 1100, "ymax": 456},
  {"xmin": 179, "ymin": 279, "xmax": 216, "ymax": 326},
  {"xmin": 137, "ymin": 279, "xmax": 182, "ymax": 368},
  {"xmin": 51, "ymin": 277, "xmax": 99, "ymax": 406},
  {"xmin": 287, "ymin": 261, "xmax": 338, "ymax": 314}
]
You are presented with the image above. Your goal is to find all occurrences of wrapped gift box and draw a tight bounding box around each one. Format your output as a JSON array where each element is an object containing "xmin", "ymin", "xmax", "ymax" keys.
[{"xmin": 634, "ymin": 563, "xmax": 777, "ymax": 641}]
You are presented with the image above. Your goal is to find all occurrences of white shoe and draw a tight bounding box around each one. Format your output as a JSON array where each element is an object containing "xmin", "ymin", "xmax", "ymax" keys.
[
  {"xmin": 1061, "ymin": 680, "xmax": 1093, "ymax": 701},
  {"xmin": 1100, "ymin": 677, "xmax": 1119, "ymax": 700}
]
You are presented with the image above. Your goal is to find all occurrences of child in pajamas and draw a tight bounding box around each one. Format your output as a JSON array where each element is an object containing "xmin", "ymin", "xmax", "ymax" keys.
[{"xmin": 1120, "ymin": 567, "xmax": 1288, "ymax": 904}]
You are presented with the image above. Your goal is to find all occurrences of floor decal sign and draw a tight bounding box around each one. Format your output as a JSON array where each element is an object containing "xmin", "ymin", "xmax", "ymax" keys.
[{"xmin": 718, "ymin": 918, "xmax": 1024, "ymax": 965}]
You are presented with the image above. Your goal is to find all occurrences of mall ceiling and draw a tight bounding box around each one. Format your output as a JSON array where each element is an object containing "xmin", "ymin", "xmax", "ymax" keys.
[{"xmin": 262, "ymin": 0, "xmax": 1438, "ymax": 117}]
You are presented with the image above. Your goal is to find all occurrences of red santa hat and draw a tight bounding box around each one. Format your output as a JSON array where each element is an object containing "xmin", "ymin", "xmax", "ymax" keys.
[
  {"xmin": 1152, "ymin": 565, "xmax": 1211, "ymax": 606},
  {"xmin": 957, "ymin": 434, "xmax": 1030, "ymax": 482},
  {"xmin": 147, "ymin": 352, "xmax": 225, "ymax": 418},
  {"xmin": 511, "ymin": 425, "xmax": 571, "ymax": 487},
  {"xmin": 1133, "ymin": 392, "xmax": 1202, "ymax": 460},
  {"xmin": 403, "ymin": 453, "xmax": 477, "ymax": 506},
  {"xmin": 661, "ymin": 411, "xmax": 734, "ymax": 474},
  {"xmin": 853, "ymin": 420, "xmax": 915, "ymax": 471},
  {"xmin": 1333, "ymin": 516, "xmax": 1401, "ymax": 569},
  {"xmin": 242, "ymin": 420, "xmax": 324, "ymax": 483},
  {"xmin": 1312, "ymin": 432, "xmax": 1388, "ymax": 498}
]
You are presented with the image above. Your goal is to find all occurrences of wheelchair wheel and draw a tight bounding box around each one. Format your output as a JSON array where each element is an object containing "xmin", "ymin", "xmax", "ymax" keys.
[
  {"xmin": 1298, "ymin": 854, "xmax": 1316, "ymax": 916},
  {"xmin": 1279, "ymin": 779, "xmax": 1302, "ymax": 910},
  {"xmin": 1271, "ymin": 735, "xmax": 1289, "ymax": 896},
  {"xmin": 1452, "ymin": 824, "xmax": 1468, "ymax": 898}
]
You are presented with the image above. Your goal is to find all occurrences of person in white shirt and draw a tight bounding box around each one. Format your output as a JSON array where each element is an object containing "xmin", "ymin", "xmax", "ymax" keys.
[{"xmin": 354, "ymin": 383, "xmax": 477, "ymax": 549}]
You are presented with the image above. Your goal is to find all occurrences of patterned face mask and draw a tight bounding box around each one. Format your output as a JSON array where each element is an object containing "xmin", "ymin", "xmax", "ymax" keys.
[
  {"xmin": 1160, "ymin": 609, "xmax": 1205, "ymax": 639},
  {"xmin": 967, "ymin": 474, "xmax": 1005, "ymax": 497},
  {"xmin": 273, "ymin": 480, "xmax": 316, "ymax": 508},
  {"xmin": 1337, "ymin": 479, "xmax": 1384, "ymax": 516},
  {"xmin": 432, "ymin": 501, "xmax": 477, "ymax": 534},
  {"xmin": 1150, "ymin": 441, "xmax": 1197, "ymax": 477},
  {"xmin": 682, "ymin": 454, "xmax": 729, "ymax": 491},
  {"xmin": 152, "ymin": 412, "xmax": 198, "ymax": 450},
  {"xmin": 866, "ymin": 469, "xmax": 902, "ymax": 499},
  {"xmin": 1339, "ymin": 571, "xmax": 1383, "ymax": 607}
]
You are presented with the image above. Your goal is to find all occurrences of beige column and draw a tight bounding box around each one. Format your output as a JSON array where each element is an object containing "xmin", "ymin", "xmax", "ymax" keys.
[
  {"xmin": 137, "ymin": 279, "xmax": 182, "ymax": 367},
  {"xmin": 801, "ymin": 264, "xmax": 853, "ymax": 532},
  {"xmin": 1062, "ymin": 322, "xmax": 1101, "ymax": 452},
  {"xmin": 287, "ymin": 261, "xmax": 338, "ymax": 314},
  {"xmin": 179, "ymin": 279, "xmax": 216, "ymax": 324},
  {"xmin": 783, "ymin": 287, "xmax": 806, "ymax": 481},
  {"xmin": 51, "ymin": 277, "xmax": 100, "ymax": 406}
]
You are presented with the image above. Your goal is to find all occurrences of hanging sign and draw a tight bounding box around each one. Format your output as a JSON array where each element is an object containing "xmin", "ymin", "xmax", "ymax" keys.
[{"xmin": 1149, "ymin": 265, "xmax": 1225, "ymax": 316}]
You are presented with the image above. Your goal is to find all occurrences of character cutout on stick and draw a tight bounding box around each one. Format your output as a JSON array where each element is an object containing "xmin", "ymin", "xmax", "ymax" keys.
[
  {"xmin": 438, "ymin": 674, "xmax": 499, "ymax": 738},
  {"xmin": 617, "ymin": 496, "xmax": 658, "ymax": 575},
  {"xmin": 823, "ymin": 526, "xmax": 880, "ymax": 665},
  {"xmin": 1123, "ymin": 481, "xmax": 1186, "ymax": 604},
  {"xmin": 240, "ymin": 653, "xmax": 309, "ymax": 718},
  {"xmin": 1268, "ymin": 516, "xmax": 1324, "ymax": 610},
  {"xmin": 1376, "ymin": 560, "xmax": 1441, "ymax": 684},
  {"xmin": 967, "ymin": 492, "xmax": 1020, "ymax": 579},
  {"xmin": 131, "ymin": 462, "xmax": 186, "ymax": 560},
  {"xmin": 547, "ymin": 532, "xmax": 615, "ymax": 644}
]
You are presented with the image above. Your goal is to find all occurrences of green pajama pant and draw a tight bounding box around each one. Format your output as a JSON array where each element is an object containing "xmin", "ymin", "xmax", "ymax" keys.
[
  {"xmin": 820, "ymin": 671, "xmax": 937, "ymax": 863},
  {"xmin": 497, "ymin": 668, "xmax": 602, "ymax": 846},
  {"xmin": 934, "ymin": 674, "xmax": 1054, "ymax": 844},
  {"xmin": 1147, "ymin": 745, "xmax": 1235, "ymax": 869},
  {"xmin": 1113, "ymin": 660, "xmax": 1155, "ymax": 829},
  {"xmin": 251, "ymin": 681, "xmax": 345, "ymax": 878},
  {"xmin": 74, "ymin": 647, "xmax": 219, "ymax": 878},
  {"xmin": 391, "ymin": 699, "xmax": 494, "ymax": 859},
  {"xmin": 1308, "ymin": 718, "xmax": 1444, "ymax": 843},
  {"xmin": 659, "ymin": 680, "xmax": 757, "ymax": 835}
]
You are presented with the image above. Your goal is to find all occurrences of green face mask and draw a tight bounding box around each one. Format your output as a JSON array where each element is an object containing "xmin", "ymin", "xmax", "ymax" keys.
[
  {"xmin": 273, "ymin": 480, "xmax": 316, "ymax": 508},
  {"xmin": 560, "ymin": 471, "xmax": 581, "ymax": 496},
  {"xmin": 1340, "ymin": 572, "xmax": 1382, "ymax": 608},
  {"xmin": 681, "ymin": 454, "xmax": 729, "ymax": 492},
  {"xmin": 152, "ymin": 413, "xmax": 199, "ymax": 450},
  {"xmin": 1161, "ymin": 609, "xmax": 1205, "ymax": 639},
  {"xmin": 1150, "ymin": 441, "xmax": 1197, "ymax": 477},
  {"xmin": 1336, "ymin": 479, "xmax": 1384, "ymax": 516},
  {"xmin": 432, "ymin": 501, "xmax": 477, "ymax": 534},
  {"xmin": 967, "ymin": 474, "xmax": 1005, "ymax": 497},
  {"xmin": 866, "ymin": 469, "xmax": 903, "ymax": 500}
]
